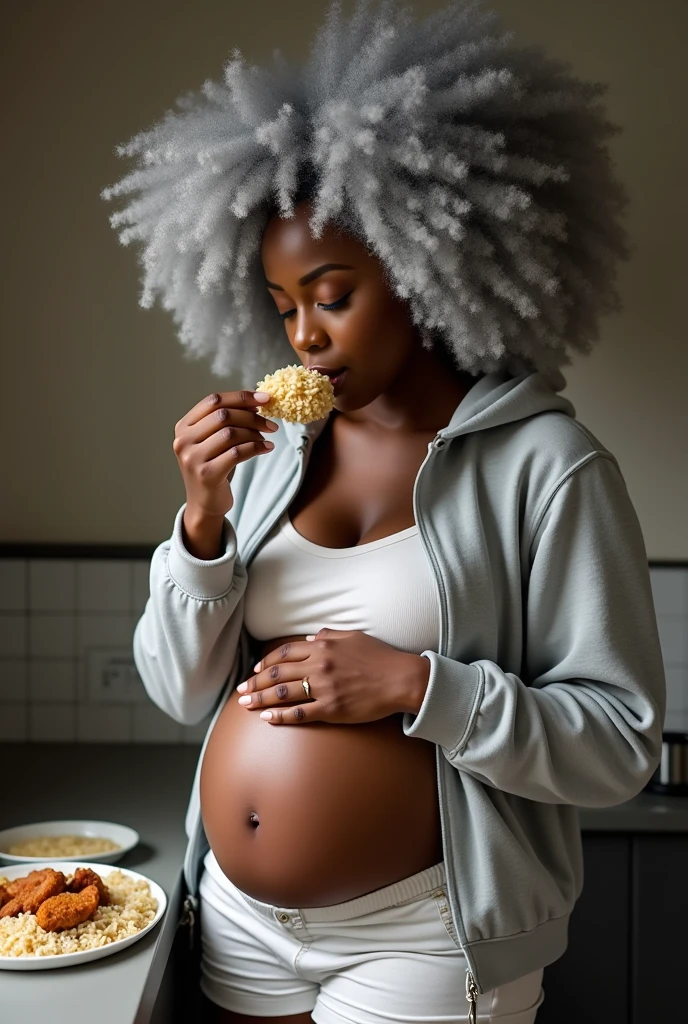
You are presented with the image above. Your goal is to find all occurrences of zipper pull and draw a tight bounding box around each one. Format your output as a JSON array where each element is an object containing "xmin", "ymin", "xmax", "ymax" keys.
[
  {"xmin": 180, "ymin": 894, "xmax": 198, "ymax": 950},
  {"xmin": 465, "ymin": 969, "xmax": 478, "ymax": 1024}
]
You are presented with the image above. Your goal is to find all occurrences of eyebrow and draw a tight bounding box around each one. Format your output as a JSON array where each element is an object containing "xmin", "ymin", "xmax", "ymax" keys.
[{"xmin": 265, "ymin": 263, "xmax": 354, "ymax": 291}]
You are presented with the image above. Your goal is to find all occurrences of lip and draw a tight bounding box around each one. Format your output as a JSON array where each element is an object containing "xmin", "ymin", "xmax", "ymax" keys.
[
  {"xmin": 329, "ymin": 369, "xmax": 347, "ymax": 396},
  {"xmin": 306, "ymin": 365, "xmax": 347, "ymax": 396},
  {"xmin": 306, "ymin": 365, "xmax": 346, "ymax": 376}
]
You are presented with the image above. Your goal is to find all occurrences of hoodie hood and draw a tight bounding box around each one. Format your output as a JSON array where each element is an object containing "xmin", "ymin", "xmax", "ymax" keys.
[{"xmin": 283, "ymin": 369, "xmax": 576, "ymax": 448}]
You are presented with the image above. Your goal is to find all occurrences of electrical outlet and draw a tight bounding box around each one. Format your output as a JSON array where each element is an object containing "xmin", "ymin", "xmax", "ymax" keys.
[{"xmin": 86, "ymin": 647, "xmax": 149, "ymax": 704}]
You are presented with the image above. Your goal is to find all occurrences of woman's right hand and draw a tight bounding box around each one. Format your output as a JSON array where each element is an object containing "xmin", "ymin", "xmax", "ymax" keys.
[{"xmin": 173, "ymin": 390, "xmax": 278, "ymax": 520}]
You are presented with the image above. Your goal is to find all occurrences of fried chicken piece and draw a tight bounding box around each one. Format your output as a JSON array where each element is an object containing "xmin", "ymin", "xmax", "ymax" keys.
[
  {"xmin": 0, "ymin": 896, "xmax": 24, "ymax": 918},
  {"xmin": 0, "ymin": 872, "xmax": 40, "ymax": 916},
  {"xmin": 4, "ymin": 868, "xmax": 54, "ymax": 899},
  {"xmin": 0, "ymin": 869, "xmax": 67, "ymax": 917},
  {"xmin": 67, "ymin": 867, "xmax": 110, "ymax": 906},
  {"xmin": 35, "ymin": 884, "xmax": 100, "ymax": 932},
  {"xmin": 22, "ymin": 869, "xmax": 67, "ymax": 914}
]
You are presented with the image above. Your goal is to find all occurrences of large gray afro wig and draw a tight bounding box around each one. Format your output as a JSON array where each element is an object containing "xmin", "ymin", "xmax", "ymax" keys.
[{"xmin": 101, "ymin": 0, "xmax": 631, "ymax": 390}]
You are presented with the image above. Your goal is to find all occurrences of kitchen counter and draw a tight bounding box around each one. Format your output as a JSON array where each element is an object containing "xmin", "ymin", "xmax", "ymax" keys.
[
  {"xmin": 1, "ymin": 744, "xmax": 687, "ymax": 1024},
  {"xmin": 0, "ymin": 744, "xmax": 201, "ymax": 1024},
  {"xmin": 579, "ymin": 784, "xmax": 688, "ymax": 831}
]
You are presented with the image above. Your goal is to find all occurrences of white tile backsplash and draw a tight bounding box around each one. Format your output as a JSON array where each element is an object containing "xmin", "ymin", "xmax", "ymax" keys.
[
  {"xmin": 76, "ymin": 613, "xmax": 135, "ymax": 657},
  {"xmin": 132, "ymin": 562, "xmax": 151, "ymax": 615},
  {"xmin": 28, "ymin": 660, "xmax": 77, "ymax": 703},
  {"xmin": 0, "ymin": 561, "xmax": 27, "ymax": 611},
  {"xmin": 0, "ymin": 659, "xmax": 29, "ymax": 703},
  {"xmin": 29, "ymin": 703, "xmax": 76, "ymax": 742},
  {"xmin": 0, "ymin": 704, "xmax": 28, "ymax": 742},
  {"xmin": 77, "ymin": 561, "xmax": 132, "ymax": 613},
  {"xmin": 0, "ymin": 615, "xmax": 28, "ymax": 658},
  {"xmin": 1, "ymin": 557, "xmax": 687, "ymax": 743},
  {"xmin": 85, "ymin": 647, "xmax": 149, "ymax": 704},
  {"xmin": 182, "ymin": 714, "xmax": 214, "ymax": 745},
  {"xmin": 77, "ymin": 705, "xmax": 133, "ymax": 743},
  {"xmin": 29, "ymin": 560, "xmax": 76, "ymax": 611},
  {"xmin": 29, "ymin": 615, "xmax": 75, "ymax": 658},
  {"xmin": 132, "ymin": 704, "xmax": 184, "ymax": 743}
]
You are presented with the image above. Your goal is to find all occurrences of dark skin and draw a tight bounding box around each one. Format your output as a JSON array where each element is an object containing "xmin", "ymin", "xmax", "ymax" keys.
[
  {"xmin": 202, "ymin": 202, "xmax": 479, "ymax": 1023},
  {"xmin": 234, "ymin": 200, "xmax": 479, "ymax": 727}
]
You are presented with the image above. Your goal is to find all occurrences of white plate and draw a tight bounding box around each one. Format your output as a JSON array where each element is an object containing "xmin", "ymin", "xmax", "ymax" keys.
[
  {"xmin": 0, "ymin": 860, "xmax": 166, "ymax": 970},
  {"xmin": 0, "ymin": 820, "xmax": 139, "ymax": 865}
]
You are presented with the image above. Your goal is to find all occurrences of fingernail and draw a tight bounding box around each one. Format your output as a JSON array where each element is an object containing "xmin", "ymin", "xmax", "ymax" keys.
[
  {"xmin": 236, "ymin": 682, "xmax": 247, "ymax": 693},
  {"xmin": 265, "ymin": 421, "xmax": 279, "ymax": 431},
  {"xmin": 263, "ymin": 440, "xmax": 274, "ymax": 449},
  {"xmin": 238, "ymin": 695, "xmax": 251, "ymax": 705},
  {"xmin": 253, "ymin": 392, "xmax": 270, "ymax": 401},
  {"xmin": 306, "ymin": 635, "xmax": 316, "ymax": 641},
  {"xmin": 259, "ymin": 711, "xmax": 273, "ymax": 720},
  {"xmin": 253, "ymin": 663, "xmax": 261, "ymax": 672}
]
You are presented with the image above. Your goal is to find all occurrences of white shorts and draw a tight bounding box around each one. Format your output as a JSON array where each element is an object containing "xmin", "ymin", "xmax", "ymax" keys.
[{"xmin": 199, "ymin": 850, "xmax": 545, "ymax": 1023}]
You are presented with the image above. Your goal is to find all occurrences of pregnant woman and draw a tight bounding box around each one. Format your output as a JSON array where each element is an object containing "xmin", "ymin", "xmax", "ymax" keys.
[{"xmin": 102, "ymin": 2, "xmax": 666, "ymax": 1021}]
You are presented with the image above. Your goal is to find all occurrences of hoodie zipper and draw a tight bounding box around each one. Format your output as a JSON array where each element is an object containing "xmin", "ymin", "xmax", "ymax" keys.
[
  {"xmin": 417, "ymin": 434, "xmax": 480, "ymax": 1020},
  {"xmin": 180, "ymin": 894, "xmax": 198, "ymax": 949},
  {"xmin": 466, "ymin": 970, "xmax": 479, "ymax": 1022}
]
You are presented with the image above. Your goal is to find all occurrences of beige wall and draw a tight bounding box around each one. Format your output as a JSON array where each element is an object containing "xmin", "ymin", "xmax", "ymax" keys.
[{"xmin": 1, "ymin": 0, "xmax": 685, "ymax": 556}]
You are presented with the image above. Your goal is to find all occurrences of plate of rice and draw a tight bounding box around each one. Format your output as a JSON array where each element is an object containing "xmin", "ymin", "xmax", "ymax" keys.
[
  {"xmin": 0, "ymin": 861, "xmax": 166, "ymax": 970},
  {"xmin": 0, "ymin": 820, "xmax": 139, "ymax": 865}
]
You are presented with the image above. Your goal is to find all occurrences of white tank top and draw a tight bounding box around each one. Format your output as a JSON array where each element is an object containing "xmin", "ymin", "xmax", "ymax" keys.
[{"xmin": 243, "ymin": 510, "xmax": 440, "ymax": 654}]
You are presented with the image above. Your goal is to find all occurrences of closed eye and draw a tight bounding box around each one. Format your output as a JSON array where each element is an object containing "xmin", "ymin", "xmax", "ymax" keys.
[{"xmin": 275, "ymin": 290, "xmax": 354, "ymax": 321}]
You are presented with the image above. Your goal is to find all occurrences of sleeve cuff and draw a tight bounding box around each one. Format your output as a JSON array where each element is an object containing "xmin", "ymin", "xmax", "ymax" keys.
[
  {"xmin": 402, "ymin": 651, "xmax": 484, "ymax": 753},
  {"xmin": 166, "ymin": 503, "xmax": 240, "ymax": 600}
]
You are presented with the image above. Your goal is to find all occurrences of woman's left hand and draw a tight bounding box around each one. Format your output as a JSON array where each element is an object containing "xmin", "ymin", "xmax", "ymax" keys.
[{"xmin": 236, "ymin": 628, "xmax": 429, "ymax": 725}]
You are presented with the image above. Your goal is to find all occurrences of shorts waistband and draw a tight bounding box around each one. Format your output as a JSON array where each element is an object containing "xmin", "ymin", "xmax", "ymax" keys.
[{"xmin": 205, "ymin": 850, "xmax": 446, "ymax": 924}]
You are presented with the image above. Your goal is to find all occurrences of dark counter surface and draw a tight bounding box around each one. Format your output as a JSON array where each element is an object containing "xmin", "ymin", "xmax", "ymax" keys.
[
  {"xmin": 1, "ymin": 743, "xmax": 687, "ymax": 1024},
  {"xmin": 0, "ymin": 744, "xmax": 201, "ymax": 1024},
  {"xmin": 579, "ymin": 785, "xmax": 688, "ymax": 832}
]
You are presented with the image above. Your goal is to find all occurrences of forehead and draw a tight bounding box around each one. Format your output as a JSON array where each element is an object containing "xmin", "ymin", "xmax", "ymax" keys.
[{"xmin": 260, "ymin": 204, "xmax": 365, "ymax": 279}]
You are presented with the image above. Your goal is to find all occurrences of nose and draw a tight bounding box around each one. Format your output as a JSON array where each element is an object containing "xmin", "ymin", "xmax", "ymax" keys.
[{"xmin": 292, "ymin": 309, "xmax": 328, "ymax": 355}]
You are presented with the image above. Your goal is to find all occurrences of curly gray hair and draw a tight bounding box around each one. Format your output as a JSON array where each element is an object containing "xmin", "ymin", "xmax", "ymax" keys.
[{"xmin": 101, "ymin": 0, "xmax": 631, "ymax": 391}]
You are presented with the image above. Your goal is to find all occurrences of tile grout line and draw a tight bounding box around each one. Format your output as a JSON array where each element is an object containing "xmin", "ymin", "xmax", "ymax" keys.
[
  {"xmin": 129, "ymin": 560, "xmax": 136, "ymax": 743},
  {"xmin": 24, "ymin": 558, "xmax": 30, "ymax": 740},
  {"xmin": 73, "ymin": 559, "xmax": 78, "ymax": 742}
]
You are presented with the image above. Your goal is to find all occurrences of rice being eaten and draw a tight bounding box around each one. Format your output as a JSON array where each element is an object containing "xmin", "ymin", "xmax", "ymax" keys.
[
  {"xmin": 0, "ymin": 869, "xmax": 157, "ymax": 957},
  {"xmin": 255, "ymin": 364, "xmax": 335, "ymax": 424}
]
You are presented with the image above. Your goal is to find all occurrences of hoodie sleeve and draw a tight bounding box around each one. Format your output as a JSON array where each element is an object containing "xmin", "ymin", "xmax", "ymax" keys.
[
  {"xmin": 132, "ymin": 501, "xmax": 248, "ymax": 726},
  {"xmin": 402, "ymin": 452, "xmax": 666, "ymax": 807}
]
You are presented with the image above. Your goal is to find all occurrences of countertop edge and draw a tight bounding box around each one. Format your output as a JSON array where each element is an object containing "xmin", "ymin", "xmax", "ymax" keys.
[{"xmin": 134, "ymin": 870, "xmax": 185, "ymax": 1024}]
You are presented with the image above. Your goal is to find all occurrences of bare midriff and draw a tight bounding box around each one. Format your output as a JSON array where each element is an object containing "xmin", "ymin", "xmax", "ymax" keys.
[
  {"xmin": 199, "ymin": 411, "xmax": 448, "ymax": 908},
  {"xmin": 199, "ymin": 631, "xmax": 443, "ymax": 908}
]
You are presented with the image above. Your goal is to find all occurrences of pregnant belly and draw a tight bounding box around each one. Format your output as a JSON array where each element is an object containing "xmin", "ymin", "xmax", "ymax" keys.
[{"xmin": 200, "ymin": 688, "xmax": 443, "ymax": 907}]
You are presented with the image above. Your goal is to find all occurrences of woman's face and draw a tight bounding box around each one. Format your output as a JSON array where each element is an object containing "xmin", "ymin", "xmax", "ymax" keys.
[{"xmin": 260, "ymin": 200, "xmax": 423, "ymax": 414}]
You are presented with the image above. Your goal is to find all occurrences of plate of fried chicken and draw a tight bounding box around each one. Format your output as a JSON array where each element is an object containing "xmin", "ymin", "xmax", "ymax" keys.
[{"xmin": 0, "ymin": 861, "xmax": 166, "ymax": 969}]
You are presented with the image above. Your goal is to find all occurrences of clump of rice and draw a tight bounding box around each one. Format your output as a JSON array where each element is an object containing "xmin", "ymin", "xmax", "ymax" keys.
[
  {"xmin": 5, "ymin": 835, "xmax": 120, "ymax": 858},
  {"xmin": 255, "ymin": 365, "xmax": 335, "ymax": 424},
  {"xmin": 0, "ymin": 869, "xmax": 157, "ymax": 957}
]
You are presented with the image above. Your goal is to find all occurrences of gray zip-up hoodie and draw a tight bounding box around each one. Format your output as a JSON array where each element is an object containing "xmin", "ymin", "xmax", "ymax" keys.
[{"xmin": 133, "ymin": 367, "xmax": 665, "ymax": 1003}]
